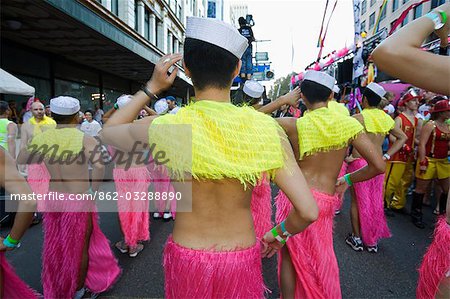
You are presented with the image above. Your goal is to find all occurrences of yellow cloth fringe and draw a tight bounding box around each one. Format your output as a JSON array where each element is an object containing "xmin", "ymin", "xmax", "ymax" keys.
[
  {"xmin": 29, "ymin": 116, "xmax": 56, "ymax": 135},
  {"xmin": 149, "ymin": 100, "xmax": 288, "ymax": 187},
  {"xmin": 328, "ymin": 100, "xmax": 350, "ymax": 116},
  {"xmin": 361, "ymin": 108, "xmax": 395, "ymax": 135},
  {"xmin": 297, "ymin": 107, "xmax": 364, "ymax": 159},
  {"xmin": 29, "ymin": 128, "xmax": 84, "ymax": 160}
]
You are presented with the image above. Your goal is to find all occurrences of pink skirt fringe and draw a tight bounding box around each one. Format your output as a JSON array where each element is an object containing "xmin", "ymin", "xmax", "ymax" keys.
[
  {"xmin": 348, "ymin": 158, "xmax": 391, "ymax": 246},
  {"xmin": 1, "ymin": 253, "xmax": 39, "ymax": 299},
  {"xmin": 276, "ymin": 189, "xmax": 341, "ymax": 299},
  {"xmin": 113, "ymin": 167, "xmax": 151, "ymax": 247},
  {"xmin": 163, "ymin": 236, "xmax": 266, "ymax": 299},
  {"xmin": 27, "ymin": 163, "xmax": 50, "ymax": 212},
  {"xmin": 417, "ymin": 217, "xmax": 450, "ymax": 299},
  {"xmin": 147, "ymin": 161, "xmax": 176, "ymax": 217},
  {"xmin": 42, "ymin": 209, "xmax": 120, "ymax": 298},
  {"xmin": 251, "ymin": 175, "xmax": 273, "ymax": 239}
]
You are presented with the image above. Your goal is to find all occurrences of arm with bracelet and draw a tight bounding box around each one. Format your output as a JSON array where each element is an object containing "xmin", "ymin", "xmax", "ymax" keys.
[
  {"xmin": 372, "ymin": 3, "xmax": 450, "ymax": 95},
  {"xmin": 0, "ymin": 150, "xmax": 36, "ymax": 251},
  {"xmin": 262, "ymin": 136, "xmax": 319, "ymax": 258}
]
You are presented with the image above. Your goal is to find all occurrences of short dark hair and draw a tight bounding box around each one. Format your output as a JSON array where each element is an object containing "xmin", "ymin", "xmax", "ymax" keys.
[
  {"xmin": 363, "ymin": 88, "xmax": 382, "ymax": 107},
  {"xmin": 0, "ymin": 101, "xmax": 10, "ymax": 115},
  {"xmin": 238, "ymin": 17, "xmax": 246, "ymax": 26},
  {"xmin": 51, "ymin": 112, "xmax": 78, "ymax": 124},
  {"xmin": 85, "ymin": 109, "xmax": 93, "ymax": 115},
  {"xmin": 300, "ymin": 80, "xmax": 332, "ymax": 104},
  {"xmin": 184, "ymin": 38, "xmax": 239, "ymax": 91}
]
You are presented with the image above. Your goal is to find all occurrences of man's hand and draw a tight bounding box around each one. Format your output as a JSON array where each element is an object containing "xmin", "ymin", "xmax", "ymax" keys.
[
  {"xmin": 261, "ymin": 231, "xmax": 285, "ymax": 258},
  {"xmin": 146, "ymin": 53, "xmax": 183, "ymax": 95},
  {"xmin": 0, "ymin": 238, "xmax": 13, "ymax": 252},
  {"xmin": 335, "ymin": 177, "xmax": 349, "ymax": 196},
  {"xmin": 281, "ymin": 87, "xmax": 301, "ymax": 107}
]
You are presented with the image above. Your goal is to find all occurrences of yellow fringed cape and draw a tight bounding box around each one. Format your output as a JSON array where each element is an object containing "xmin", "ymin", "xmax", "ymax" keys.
[
  {"xmin": 148, "ymin": 100, "xmax": 288, "ymax": 187},
  {"xmin": 328, "ymin": 100, "xmax": 350, "ymax": 116},
  {"xmin": 29, "ymin": 128, "xmax": 84, "ymax": 160},
  {"xmin": 361, "ymin": 108, "xmax": 395, "ymax": 135},
  {"xmin": 29, "ymin": 116, "xmax": 56, "ymax": 135},
  {"xmin": 297, "ymin": 107, "xmax": 364, "ymax": 159}
]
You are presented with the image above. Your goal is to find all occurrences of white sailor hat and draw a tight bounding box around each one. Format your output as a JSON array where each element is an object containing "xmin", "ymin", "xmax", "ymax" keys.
[
  {"xmin": 303, "ymin": 71, "xmax": 335, "ymax": 91},
  {"xmin": 186, "ymin": 17, "xmax": 248, "ymax": 59},
  {"xmin": 50, "ymin": 96, "xmax": 80, "ymax": 115},
  {"xmin": 116, "ymin": 94, "xmax": 133, "ymax": 109},
  {"xmin": 333, "ymin": 85, "xmax": 340, "ymax": 94},
  {"xmin": 154, "ymin": 99, "xmax": 169, "ymax": 115},
  {"xmin": 366, "ymin": 82, "xmax": 386, "ymax": 98},
  {"xmin": 243, "ymin": 80, "xmax": 264, "ymax": 99},
  {"xmin": 383, "ymin": 103, "xmax": 395, "ymax": 114}
]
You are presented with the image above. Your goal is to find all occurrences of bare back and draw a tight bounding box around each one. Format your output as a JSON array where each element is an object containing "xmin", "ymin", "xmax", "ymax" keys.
[
  {"xmin": 352, "ymin": 114, "xmax": 384, "ymax": 159},
  {"xmin": 280, "ymin": 117, "xmax": 348, "ymax": 195},
  {"xmin": 172, "ymin": 178, "xmax": 256, "ymax": 250}
]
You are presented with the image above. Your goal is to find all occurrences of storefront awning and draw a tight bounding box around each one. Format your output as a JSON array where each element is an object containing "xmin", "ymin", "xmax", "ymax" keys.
[{"xmin": 0, "ymin": 68, "xmax": 35, "ymax": 96}]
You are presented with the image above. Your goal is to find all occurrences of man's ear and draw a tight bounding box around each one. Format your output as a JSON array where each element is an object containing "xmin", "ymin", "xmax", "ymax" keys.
[
  {"xmin": 232, "ymin": 60, "xmax": 242, "ymax": 79},
  {"xmin": 183, "ymin": 60, "xmax": 192, "ymax": 78}
]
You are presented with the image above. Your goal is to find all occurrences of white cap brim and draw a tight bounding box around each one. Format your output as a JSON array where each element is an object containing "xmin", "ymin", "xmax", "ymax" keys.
[
  {"xmin": 243, "ymin": 80, "xmax": 264, "ymax": 98},
  {"xmin": 303, "ymin": 71, "xmax": 335, "ymax": 90},
  {"xmin": 186, "ymin": 17, "xmax": 248, "ymax": 59},
  {"xmin": 367, "ymin": 82, "xmax": 386, "ymax": 98},
  {"xmin": 50, "ymin": 96, "xmax": 80, "ymax": 115}
]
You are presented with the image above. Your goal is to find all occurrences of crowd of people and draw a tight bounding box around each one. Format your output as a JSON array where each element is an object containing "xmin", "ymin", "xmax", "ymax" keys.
[{"xmin": 0, "ymin": 2, "xmax": 449, "ymax": 299}]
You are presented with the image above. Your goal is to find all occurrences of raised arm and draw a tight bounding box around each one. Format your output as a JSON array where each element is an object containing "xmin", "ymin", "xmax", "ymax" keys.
[
  {"xmin": 258, "ymin": 87, "xmax": 301, "ymax": 115},
  {"xmin": 372, "ymin": 3, "xmax": 450, "ymax": 95}
]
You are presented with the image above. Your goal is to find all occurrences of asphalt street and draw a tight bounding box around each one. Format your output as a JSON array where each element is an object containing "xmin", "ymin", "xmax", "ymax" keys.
[{"xmin": 1, "ymin": 182, "xmax": 439, "ymax": 298}]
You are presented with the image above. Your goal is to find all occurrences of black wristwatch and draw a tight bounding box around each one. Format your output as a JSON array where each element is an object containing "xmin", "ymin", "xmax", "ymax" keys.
[
  {"xmin": 439, "ymin": 45, "xmax": 448, "ymax": 56},
  {"xmin": 140, "ymin": 85, "xmax": 159, "ymax": 100}
]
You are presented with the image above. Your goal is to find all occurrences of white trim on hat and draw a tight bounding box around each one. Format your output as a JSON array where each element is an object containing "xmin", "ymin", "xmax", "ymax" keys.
[
  {"xmin": 366, "ymin": 82, "xmax": 386, "ymax": 98},
  {"xmin": 303, "ymin": 71, "xmax": 335, "ymax": 90},
  {"xmin": 333, "ymin": 85, "xmax": 340, "ymax": 94},
  {"xmin": 186, "ymin": 17, "xmax": 248, "ymax": 59},
  {"xmin": 243, "ymin": 80, "xmax": 264, "ymax": 99},
  {"xmin": 50, "ymin": 96, "xmax": 80, "ymax": 115}
]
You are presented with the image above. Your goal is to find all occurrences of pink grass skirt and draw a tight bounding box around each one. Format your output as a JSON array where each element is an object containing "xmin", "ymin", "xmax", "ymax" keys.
[
  {"xmin": 251, "ymin": 175, "xmax": 273, "ymax": 239},
  {"xmin": 276, "ymin": 189, "xmax": 341, "ymax": 299},
  {"xmin": 147, "ymin": 161, "xmax": 176, "ymax": 217},
  {"xmin": 417, "ymin": 217, "xmax": 450, "ymax": 299},
  {"xmin": 1, "ymin": 253, "xmax": 39, "ymax": 298},
  {"xmin": 163, "ymin": 236, "xmax": 266, "ymax": 298},
  {"xmin": 348, "ymin": 158, "xmax": 391, "ymax": 246},
  {"xmin": 42, "ymin": 205, "xmax": 120, "ymax": 298},
  {"xmin": 113, "ymin": 167, "xmax": 151, "ymax": 246},
  {"xmin": 27, "ymin": 163, "xmax": 50, "ymax": 212}
]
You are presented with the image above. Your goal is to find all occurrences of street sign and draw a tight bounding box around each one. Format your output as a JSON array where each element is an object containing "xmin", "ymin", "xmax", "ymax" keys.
[{"xmin": 255, "ymin": 52, "xmax": 269, "ymax": 62}]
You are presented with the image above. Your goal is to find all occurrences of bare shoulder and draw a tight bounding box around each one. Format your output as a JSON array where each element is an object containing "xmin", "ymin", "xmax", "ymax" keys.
[
  {"xmin": 352, "ymin": 113, "xmax": 364, "ymax": 124},
  {"xmin": 276, "ymin": 117, "xmax": 297, "ymax": 132}
]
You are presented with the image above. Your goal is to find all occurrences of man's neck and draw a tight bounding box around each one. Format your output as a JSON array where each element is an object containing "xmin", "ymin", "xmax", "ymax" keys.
[
  {"xmin": 307, "ymin": 102, "xmax": 328, "ymax": 111},
  {"xmin": 34, "ymin": 116, "xmax": 44, "ymax": 123},
  {"xmin": 403, "ymin": 109, "xmax": 415, "ymax": 117},
  {"xmin": 194, "ymin": 87, "xmax": 231, "ymax": 103}
]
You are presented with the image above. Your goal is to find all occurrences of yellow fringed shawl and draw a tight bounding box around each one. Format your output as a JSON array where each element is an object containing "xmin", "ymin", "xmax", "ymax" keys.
[
  {"xmin": 361, "ymin": 108, "xmax": 395, "ymax": 135},
  {"xmin": 29, "ymin": 128, "xmax": 84, "ymax": 160},
  {"xmin": 328, "ymin": 100, "xmax": 350, "ymax": 116},
  {"xmin": 297, "ymin": 107, "xmax": 363, "ymax": 159},
  {"xmin": 29, "ymin": 116, "xmax": 56, "ymax": 135},
  {"xmin": 148, "ymin": 100, "xmax": 287, "ymax": 187}
]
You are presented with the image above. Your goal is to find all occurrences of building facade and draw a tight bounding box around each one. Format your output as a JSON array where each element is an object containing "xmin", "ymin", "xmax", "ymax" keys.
[
  {"xmin": 229, "ymin": 2, "xmax": 248, "ymax": 27},
  {"xmin": 360, "ymin": 0, "xmax": 447, "ymax": 39},
  {"xmin": 1, "ymin": 0, "xmax": 205, "ymax": 112}
]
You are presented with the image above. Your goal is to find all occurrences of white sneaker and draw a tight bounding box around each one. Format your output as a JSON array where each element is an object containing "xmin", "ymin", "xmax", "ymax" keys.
[
  {"xmin": 163, "ymin": 212, "xmax": 173, "ymax": 221},
  {"xmin": 153, "ymin": 212, "xmax": 162, "ymax": 219}
]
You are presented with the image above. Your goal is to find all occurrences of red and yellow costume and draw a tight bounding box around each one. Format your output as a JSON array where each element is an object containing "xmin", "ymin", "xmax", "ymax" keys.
[
  {"xmin": 415, "ymin": 121, "xmax": 450, "ymax": 180},
  {"xmin": 384, "ymin": 113, "xmax": 418, "ymax": 210}
]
